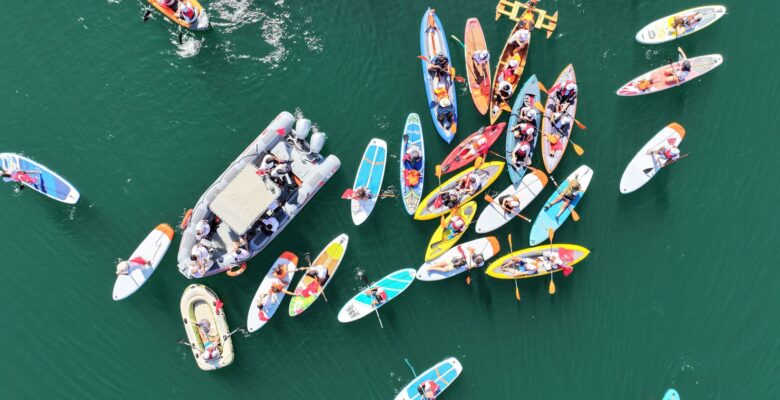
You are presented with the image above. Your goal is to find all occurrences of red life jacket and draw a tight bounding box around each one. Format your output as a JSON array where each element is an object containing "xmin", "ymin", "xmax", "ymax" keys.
[
  {"xmin": 662, "ymin": 148, "xmax": 675, "ymax": 159},
  {"xmin": 181, "ymin": 6, "xmax": 195, "ymax": 20}
]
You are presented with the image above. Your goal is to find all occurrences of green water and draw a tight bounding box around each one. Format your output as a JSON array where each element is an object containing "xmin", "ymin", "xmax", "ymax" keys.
[{"xmin": 2, "ymin": 0, "xmax": 778, "ymax": 398}]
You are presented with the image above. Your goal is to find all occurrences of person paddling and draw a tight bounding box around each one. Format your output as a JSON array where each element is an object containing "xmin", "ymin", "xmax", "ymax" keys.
[
  {"xmin": 158, "ymin": 0, "xmax": 178, "ymax": 11},
  {"xmin": 648, "ymin": 143, "xmax": 681, "ymax": 167},
  {"xmin": 444, "ymin": 214, "xmax": 466, "ymax": 240},
  {"xmin": 366, "ymin": 286, "xmax": 388, "ymax": 306},
  {"xmin": 436, "ymin": 98, "xmax": 455, "ymax": 130},
  {"xmin": 544, "ymin": 175, "xmax": 581, "ymax": 219},
  {"xmin": 353, "ymin": 186, "xmax": 373, "ymax": 200},
  {"xmin": 417, "ymin": 379, "xmax": 441, "ymax": 399},
  {"xmin": 1, "ymin": 167, "xmax": 39, "ymax": 191},
  {"xmin": 177, "ymin": 1, "xmax": 198, "ymax": 23}
]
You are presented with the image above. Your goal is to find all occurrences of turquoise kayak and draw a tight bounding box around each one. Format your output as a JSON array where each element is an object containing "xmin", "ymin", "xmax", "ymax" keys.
[
  {"xmin": 400, "ymin": 113, "xmax": 425, "ymax": 215},
  {"xmin": 529, "ymin": 165, "xmax": 593, "ymax": 245},
  {"xmin": 663, "ymin": 389, "xmax": 680, "ymax": 400},
  {"xmin": 505, "ymin": 75, "xmax": 541, "ymax": 185},
  {"xmin": 337, "ymin": 268, "xmax": 415, "ymax": 323},
  {"xmin": 420, "ymin": 8, "xmax": 458, "ymax": 143},
  {"xmin": 394, "ymin": 357, "xmax": 463, "ymax": 400},
  {"xmin": 0, "ymin": 152, "xmax": 80, "ymax": 204}
]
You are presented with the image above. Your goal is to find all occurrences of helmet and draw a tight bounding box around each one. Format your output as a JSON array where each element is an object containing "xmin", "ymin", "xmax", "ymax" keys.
[
  {"xmin": 508, "ymin": 59, "xmax": 519, "ymax": 68},
  {"xmin": 565, "ymin": 82, "xmax": 577, "ymax": 91},
  {"xmin": 439, "ymin": 98, "xmax": 451, "ymax": 107}
]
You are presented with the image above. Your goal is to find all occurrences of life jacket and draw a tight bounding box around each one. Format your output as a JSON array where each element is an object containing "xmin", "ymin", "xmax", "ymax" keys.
[
  {"xmin": 449, "ymin": 215, "xmax": 465, "ymax": 231},
  {"xmin": 662, "ymin": 148, "xmax": 676, "ymax": 159},
  {"xmin": 433, "ymin": 86, "xmax": 448, "ymax": 100},
  {"xmin": 10, "ymin": 171, "xmax": 36, "ymax": 184},
  {"xmin": 637, "ymin": 80, "xmax": 652, "ymax": 91},
  {"xmin": 419, "ymin": 380, "xmax": 440, "ymax": 397},
  {"xmin": 502, "ymin": 67, "xmax": 517, "ymax": 84},
  {"xmin": 373, "ymin": 288, "xmax": 388, "ymax": 303},
  {"xmin": 515, "ymin": 142, "xmax": 530, "ymax": 158},
  {"xmin": 404, "ymin": 169, "xmax": 421, "ymax": 187},
  {"xmin": 129, "ymin": 257, "xmax": 148, "ymax": 266}
]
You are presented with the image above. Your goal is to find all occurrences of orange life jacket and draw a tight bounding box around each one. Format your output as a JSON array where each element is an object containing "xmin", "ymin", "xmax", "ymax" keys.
[
  {"xmin": 404, "ymin": 169, "xmax": 421, "ymax": 187},
  {"xmin": 433, "ymin": 86, "xmax": 448, "ymax": 100}
]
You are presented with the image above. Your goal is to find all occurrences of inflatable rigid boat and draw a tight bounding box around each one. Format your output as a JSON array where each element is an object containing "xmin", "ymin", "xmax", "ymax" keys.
[{"xmin": 177, "ymin": 111, "xmax": 340, "ymax": 278}]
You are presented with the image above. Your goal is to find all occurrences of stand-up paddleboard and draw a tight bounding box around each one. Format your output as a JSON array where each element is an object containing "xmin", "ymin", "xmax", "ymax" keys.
[
  {"xmin": 180, "ymin": 284, "xmax": 234, "ymax": 370},
  {"xmin": 440, "ymin": 123, "xmax": 505, "ymax": 175},
  {"xmin": 417, "ymin": 236, "xmax": 500, "ymax": 281},
  {"xmin": 425, "ymin": 201, "xmax": 477, "ymax": 261},
  {"xmin": 0, "ymin": 153, "xmax": 80, "ymax": 204},
  {"xmin": 400, "ymin": 114, "xmax": 425, "ymax": 215},
  {"xmin": 506, "ymin": 75, "xmax": 541, "ymax": 184},
  {"xmin": 485, "ymin": 244, "xmax": 590, "ymax": 279},
  {"xmin": 337, "ymin": 268, "xmax": 416, "ymax": 323},
  {"xmin": 289, "ymin": 234, "xmax": 349, "ymax": 316},
  {"xmin": 112, "ymin": 224, "xmax": 174, "ymax": 301},
  {"xmin": 475, "ymin": 169, "xmax": 547, "ymax": 233},
  {"xmin": 464, "ymin": 18, "xmax": 491, "ymax": 115},
  {"xmin": 394, "ymin": 357, "xmax": 463, "ymax": 400},
  {"xmin": 541, "ymin": 64, "xmax": 578, "ymax": 174},
  {"xmin": 414, "ymin": 161, "xmax": 504, "ymax": 220},
  {"xmin": 352, "ymin": 139, "xmax": 387, "ymax": 225},
  {"xmin": 529, "ymin": 165, "xmax": 593, "ymax": 246},
  {"xmin": 420, "ymin": 8, "xmax": 458, "ymax": 143},
  {"xmin": 636, "ymin": 5, "xmax": 726, "ymax": 44},
  {"xmin": 246, "ymin": 252, "xmax": 298, "ymax": 333},
  {"xmin": 620, "ymin": 123, "xmax": 686, "ymax": 194},
  {"xmin": 663, "ymin": 388, "xmax": 681, "ymax": 400},
  {"xmin": 147, "ymin": 0, "xmax": 210, "ymax": 31},
  {"xmin": 617, "ymin": 55, "xmax": 723, "ymax": 96},
  {"xmin": 489, "ymin": 19, "xmax": 532, "ymax": 124}
]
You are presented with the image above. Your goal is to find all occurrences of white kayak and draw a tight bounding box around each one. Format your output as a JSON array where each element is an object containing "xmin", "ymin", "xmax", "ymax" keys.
[
  {"xmin": 636, "ymin": 5, "xmax": 727, "ymax": 44},
  {"xmin": 417, "ymin": 237, "xmax": 500, "ymax": 281},
  {"xmin": 475, "ymin": 169, "xmax": 548, "ymax": 233},
  {"xmin": 246, "ymin": 251, "xmax": 298, "ymax": 333},
  {"xmin": 337, "ymin": 268, "xmax": 415, "ymax": 323},
  {"xmin": 112, "ymin": 224, "xmax": 174, "ymax": 301},
  {"xmin": 620, "ymin": 123, "xmax": 686, "ymax": 194}
]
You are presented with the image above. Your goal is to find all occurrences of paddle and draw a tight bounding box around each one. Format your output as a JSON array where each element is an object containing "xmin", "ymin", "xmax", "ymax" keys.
[
  {"xmin": 176, "ymin": 338, "xmax": 197, "ymax": 350},
  {"xmin": 404, "ymin": 358, "xmax": 418, "ymax": 377},
  {"xmin": 434, "ymin": 164, "xmax": 448, "ymax": 228},
  {"xmin": 508, "ymin": 234, "xmax": 520, "ymax": 302},
  {"xmin": 643, "ymin": 153, "xmax": 690, "ymax": 174},
  {"xmin": 357, "ymin": 270, "xmax": 384, "ymax": 329},
  {"xmin": 547, "ymin": 228, "xmax": 556, "ymax": 295},
  {"xmin": 484, "ymin": 194, "xmax": 531, "ymax": 223},
  {"xmin": 450, "ymin": 35, "xmax": 465, "ymax": 49},
  {"xmin": 537, "ymin": 82, "xmax": 587, "ymax": 130},
  {"xmin": 222, "ymin": 327, "xmax": 248, "ymax": 341},
  {"xmin": 534, "ymin": 102, "xmax": 584, "ymax": 156},
  {"xmin": 417, "ymin": 55, "xmax": 466, "ymax": 83},
  {"xmin": 546, "ymin": 175, "xmax": 580, "ymax": 222}
]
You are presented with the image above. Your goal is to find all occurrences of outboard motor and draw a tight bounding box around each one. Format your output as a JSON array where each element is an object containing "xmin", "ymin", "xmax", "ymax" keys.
[
  {"xmin": 294, "ymin": 118, "xmax": 312, "ymax": 141},
  {"xmin": 309, "ymin": 131, "xmax": 327, "ymax": 154}
]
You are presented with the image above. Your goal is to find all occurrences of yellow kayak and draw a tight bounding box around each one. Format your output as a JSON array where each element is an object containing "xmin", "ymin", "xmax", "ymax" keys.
[
  {"xmin": 485, "ymin": 244, "xmax": 589, "ymax": 279},
  {"xmin": 424, "ymin": 201, "xmax": 477, "ymax": 261},
  {"xmin": 414, "ymin": 161, "xmax": 504, "ymax": 220}
]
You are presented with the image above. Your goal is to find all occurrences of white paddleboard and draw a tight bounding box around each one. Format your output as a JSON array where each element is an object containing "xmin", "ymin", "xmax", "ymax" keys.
[
  {"xmin": 337, "ymin": 268, "xmax": 415, "ymax": 323},
  {"xmin": 112, "ymin": 224, "xmax": 174, "ymax": 301},
  {"xmin": 475, "ymin": 169, "xmax": 548, "ymax": 233},
  {"xmin": 417, "ymin": 237, "xmax": 500, "ymax": 281},
  {"xmin": 636, "ymin": 5, "xmax": 727, "ymax": 44},
  {"xmin": 246, "ymin": 252, "xmax": 298, "ymax": 332},
  {"xmin": 620, "ymin": 123, "xmax": 686, "ymax": 194},
  {"xmin": 351, "ymin": 139, "xmax": 387, "ymax": 225}
]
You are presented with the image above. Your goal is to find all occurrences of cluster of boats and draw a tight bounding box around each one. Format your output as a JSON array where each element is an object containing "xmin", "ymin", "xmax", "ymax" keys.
[{"xmin": 0, "ymin": 1, "xmax": 727, "ymax": 397}]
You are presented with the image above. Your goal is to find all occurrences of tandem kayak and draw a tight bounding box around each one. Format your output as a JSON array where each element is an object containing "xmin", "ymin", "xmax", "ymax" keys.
[
  {"xmin": 541, "ymin": 64, "xmax": 578, "ymax": 174},
  {"xmin": 529, "ymin": 165, "xmax": 593, "ymax": 246},
  {"xmin": 417, "ymin": 236, "xmax": 500, "ymax": 281},
  {"xmin": 485, "ymin": 244, "xmax": 590, "ymax": 279},
  {"xmin": 400, "ymin": 114, "xmax": 425, "ymax": 215},
  {"xmin": 616, "ymin": 54, "xmax": 723, "ymax": 96},
  {"xmin": 147, "ymin": 0, "xmax": 210, "ymax": 31},
  {"xmin": 0, "ymin": 152, "xmax": 80, "ymax": 204},
  {"xmin": 505, "ymin": 74, "xmax": 541, "ymax": 184},
  {"xmin": 289, "ymin": 234, "xmax": 349, "ymax": 316},
  {"xmin": 180, "ymin": 284, "xmax": 234, "ymax": 371},
  {"xmin": 112, "ymin": 224, "xmax": 174, "ymax": 301},
  {"xmin": 246, "ymin": 252, "xmax": 298, "ymax": 333},
  {"xmin": 337, "ymin": 268, "xmax": 416, "ymax": 323},
  {"xmin": 475, "ymin": 169, "xmax": 547, "ymax": 234},
  {"xmin": 636, "ymin": 5, "xmax": 726, "ymax": 44},
  {"xmin": 414, "ymin": 161, "xmax": 504, "ymax": 220},
  {"xmin": 464, "ymin": 18, "xmax": 491, "ymax": 115},
  {"xmin": 420, "ymin": 8, "xmax": 458, "ymax": 143},
  {"xmin": 489, "ymin": 18, "xmax": 532, "ymax": 124},
  {"xmin": 352, "ymin": 139, "xmax": 387, "ymax": 225},
  {"xmin": 439, "ymin": 123, "xmax": 505, "ymax": 175},
  {"xmin": 425, "ymin": 201, "xmax": 477, "ymax": 261},
  {"xmin": 394, "ymin": 357, "xmax": 463, "ymax": 400},
  {"xmin": 620, "ymin": 123, "xmax": 686, "ymax": 194}
]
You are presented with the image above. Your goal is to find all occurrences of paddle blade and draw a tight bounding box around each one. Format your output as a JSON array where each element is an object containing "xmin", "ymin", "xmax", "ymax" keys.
[
  {"xmin": 417, "ymin": 55, "xmax": 430, "ymax": 63},
  {"xmin": 549, "ymin": 279, "xmax": 556, "ymax": 294},
  {"xmin": 538, "ymin": 82, "xmax": 549, "ymax": 94},
  {"xmin": 435, "ymin": 165, "xmax": 442, "ymax": 178},
  {"xmin": 547, "ymin": 228, "xmax": 555, "ymax": 244},
  {"xmin": 474, "ymin": 156, "xmax": 483, "ymax": 169},
  {"xmin": 572, "ymin": 142, "xmax": 585, "ymax": 156},
  {"xmin": 575, "ymin": 119, "xmax": 586, "ymax": 130},
  {"xmin": 562, "ymin": 265, "xmax": 574, "ymax": 277},
  {"xmin": 534, "ymin": 102, "xmax": 545, "ymax": 112},
  {"xmin": 500, "ymin": 103, "xmax": 513, "ymax": 112},
  {"xmin": 515, "ymin": 285, "xmax": 521, "ymax": 301},
  {"xmin": 454, "ymin": 76, "xmax": 466, "ymax": 83},
  {"xmin": 440, "ymin": 215, "xmax": 448, "ymax": 228},
  {"xmin": 484, "ymin": 194, "xmax": 495, "ymax": 204},
  {"xmin": 466, "ymin": 275, "xmax": 471, "ymax": 285},
  {"xmin": 341, "ymin": 189, "xmax": 353, "ymax": 199},
  {"xmin": 571, "ymin": 209, "xmax": 580, "ymax": 222}
]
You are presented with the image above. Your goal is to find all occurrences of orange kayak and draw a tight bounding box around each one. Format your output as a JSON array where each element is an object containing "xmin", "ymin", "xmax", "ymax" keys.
[
  {"xmin": 488, "ymin": 17, "xmax": 532, "ymax": 124},
  {"xmin": 147, "ymin": 0, "xmax": 210, "ymax": 31}
]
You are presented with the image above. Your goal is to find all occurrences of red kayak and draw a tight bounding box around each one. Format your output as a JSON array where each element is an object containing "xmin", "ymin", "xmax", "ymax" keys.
[{"xmin": 439, "ymin": 123, "xmax": 506, "ymax": 175}]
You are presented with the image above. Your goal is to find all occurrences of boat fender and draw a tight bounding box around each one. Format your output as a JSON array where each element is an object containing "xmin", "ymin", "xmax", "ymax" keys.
[
  {"xmin": 309, "ymin": 131, "xmax": 327, "ymax": 154},
  {"xmin": 226, "ymin": 262, "xmax": 247, "ymax": 277},
  {"xmin": 180, "ymin": 209, "xmax": 193, "ymax": 230},
  {"xmin": 294, "ymin": 118, "xmax": 312, "ymax": 140}
]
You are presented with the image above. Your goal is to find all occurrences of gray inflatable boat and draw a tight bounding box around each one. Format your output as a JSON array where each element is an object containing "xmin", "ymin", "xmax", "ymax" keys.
[{"xmin": 177, "ymin": 111, "xmax": 340, "ymax": 278}]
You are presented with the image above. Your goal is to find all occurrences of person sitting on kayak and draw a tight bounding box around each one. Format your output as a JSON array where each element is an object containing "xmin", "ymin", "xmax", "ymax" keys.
[
  {"xmin": 428, "ymin": 53, "xmax": 450, "ymax": 86},
  {"xmin": 502, "ymin": 58, "xmax": 521, "ymax": 85},
  {"xmin": 437, "ymin": 189, "xmax": 460, "ymax": 210},
  {"xmin": 353, "ymin": 186, "xmax": 373, "ymax": 200},
  {"xmin": 648, "ymin": 143, "xmax": 681, "ymax": 167},
  {"xmin": 544, "ymin": 176, "xmax": 581, "ymax": 219},
  {"xmin": 551, "ymin": 81, "xmax": 577, "ymax": 114},
  {"xmin": 457, "ymin": 172, "xmax": 481, "ymax": 196},
  {"xmin": 510, "ymin": 121, "xmax": 536, "ymax": 143},
  {"xmin": 1, "ymin": 167, "xmax": 38, "ymax": 191},
  {"xmin": 507, "ymin": 27, "xmax": 531, "ymax": 51},
  {"xmin": 552, "ymin": 113, "xmax": 573, "ymax": 135},
  {"xmin": 115, "ymin": 257, "xmax": 152, "ymax": 276},
  {"xmin": 366, "ymin": 286, "xmax": 388, "ymax": 306},
  {"xmin": 541, "ymin": 251, "xmax": 565, "ymax": 272},
  {"xmin": 428, "ymin": 246, "xmax": 484, "ymax": 273},
  {"xmin": 500, "ymin": 195, "xmax": 522, "ymax": 214},
  {"xmin": 436, "ymin": 98, "xmax": 454, "ymax": 130},
  {"xmin": 417, "ymin": 380, "xmax": 441, "ymax": 399},
  {"xmin": 471, "ymin": 50, "xmax": 490, "ymax": 84},
  {"xmin": 306, "ymin": 264, "xmax": 329, "ymax": 286},
  {"xmin": 664, "ymin": 60, "xmax": 691, "ymax": 85},
  {"xmin": 157, "ymin": 0, "xmax": 178, "ymax": 11},
  {"xmin": 511, "ymin": 141, "xmax": 532, "ymax": 168},
  {"xmin": 433, "ymin": 83, "xmax": 449, "ymax": 102},
  {"xmin": 462, "ymin": 132, "xmax": 489, "ymax": 160},
  {"xmin": 492, "ymin": 80, "xmax": 514, "ymax": 114},
  {"xmin": 444, "ymin": 214, "xmax": 466, "ymax": 240},
  {"xmin": 177, "ymin": 1, "xmax": 198, "ymax": 23},
  {"xmin": 518, "ymin": 104, "xmax": 538, "ymax": 125},
  {"xmin": 502, "ymin": 256, "xmax": 541, "ymax": 276}
]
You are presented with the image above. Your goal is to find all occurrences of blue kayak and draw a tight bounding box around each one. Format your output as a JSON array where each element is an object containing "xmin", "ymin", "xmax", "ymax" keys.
[
  {"xmin": 0, "ymin": 152, "xmax": 80, "ymax": 204},
  {"xmin": 420, "ymin": 8, "xmax": 458, "ymax": 143},
  {"xmin": 529, "ymin": 165, "xmax": 593, "ymax": 245},
  {"xmin": 394, "ymin": 357, "xmax": 463, "ymax": 400},
  {"xmin": 400, "ymin": 113, "xmax": 425, "ymax": 215},
  {"xmin": 337, "ymin": 268, "xmax": 416, "ymax": 323},
  {"xmin": 663, "ymin": 389, "xmax": 680, "ymax": 400},
  {"xmin": 352, "ymin": 139, "xmax": 387, "ymax": 225},
  {"xmin": 505, "ymin": 75, "xmax": 541, "ymax": 185}
]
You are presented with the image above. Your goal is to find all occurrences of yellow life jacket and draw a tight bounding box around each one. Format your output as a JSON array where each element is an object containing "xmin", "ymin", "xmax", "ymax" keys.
[{"xmin": 434, "ymin": 86, "xmax": 448, "ymax": 100}]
